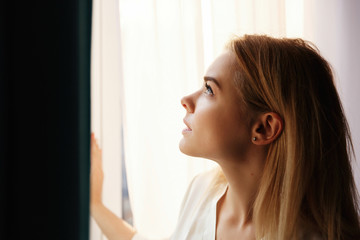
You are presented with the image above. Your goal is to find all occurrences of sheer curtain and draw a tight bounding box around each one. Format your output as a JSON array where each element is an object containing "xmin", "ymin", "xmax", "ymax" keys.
[
  {"xmin": 91, "ymin": 0, "xmax": 360, "ymax": 239},
  {"xmin": 119, "ymin": 1, "xmax": 213, "ymax": 237},
  {"xmin": 90, "ymin": 0, "xmax": 124, "ymax": 239}
]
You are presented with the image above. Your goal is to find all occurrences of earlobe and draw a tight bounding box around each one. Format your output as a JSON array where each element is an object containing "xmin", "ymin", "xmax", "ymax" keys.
[{"xmin": 252, "ymin": 112, "xmax": 283, "ymax": 145}]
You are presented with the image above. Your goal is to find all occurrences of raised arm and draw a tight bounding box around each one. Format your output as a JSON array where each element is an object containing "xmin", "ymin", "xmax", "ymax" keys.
[{"xmin": 90, "ymin": 133, "xmax": 136, "ymax": 240}]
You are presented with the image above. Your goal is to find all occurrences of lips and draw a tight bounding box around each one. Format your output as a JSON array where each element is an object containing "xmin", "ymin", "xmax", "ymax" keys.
[{"xmin": 182, "ymin": 119, "xmax": 192, "ymax": 133}]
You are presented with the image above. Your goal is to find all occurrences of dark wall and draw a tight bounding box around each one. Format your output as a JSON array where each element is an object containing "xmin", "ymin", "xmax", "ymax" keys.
[{"xmin": 0, "ymin": 1, "xmax": 92, "ymax": 239}]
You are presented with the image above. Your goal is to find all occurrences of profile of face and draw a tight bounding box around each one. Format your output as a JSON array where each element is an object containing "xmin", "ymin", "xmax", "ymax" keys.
[{"xmin": 179, "ymin": 51, "xmax": 254, "ymax": 162}]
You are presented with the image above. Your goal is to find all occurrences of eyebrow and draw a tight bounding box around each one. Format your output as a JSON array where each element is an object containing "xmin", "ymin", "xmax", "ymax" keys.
[{"xmin": 204, "ymin": 76, "xmax": 221, "ymax": 89}]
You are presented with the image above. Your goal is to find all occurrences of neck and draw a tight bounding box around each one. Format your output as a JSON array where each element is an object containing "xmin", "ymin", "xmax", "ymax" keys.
[{"xmin": 216, "ymin": 147, "xmax": 267, "ymax": 227}]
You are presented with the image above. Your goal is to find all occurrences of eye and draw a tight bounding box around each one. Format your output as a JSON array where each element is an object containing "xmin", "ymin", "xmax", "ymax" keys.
[{"xmin": 204, "ymin": 82, "xmax": 214, "ymax": 95}]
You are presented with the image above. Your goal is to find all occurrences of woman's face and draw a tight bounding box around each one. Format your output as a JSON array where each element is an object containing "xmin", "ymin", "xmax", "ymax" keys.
[{"xmin": 179, "ymin": 51, "xmax": 253, "ymax": 162}]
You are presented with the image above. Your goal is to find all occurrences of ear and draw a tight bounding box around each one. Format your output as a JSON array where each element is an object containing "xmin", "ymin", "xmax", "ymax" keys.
[{"xmin": 251, "ymin": 112, "xmax": 283, "ymax": 145}]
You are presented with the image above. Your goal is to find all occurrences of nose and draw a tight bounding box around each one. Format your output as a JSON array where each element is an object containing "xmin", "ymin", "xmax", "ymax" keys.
[{"xmin": 181, "ymin": 93, "xmax": 195, "ymax": 113}]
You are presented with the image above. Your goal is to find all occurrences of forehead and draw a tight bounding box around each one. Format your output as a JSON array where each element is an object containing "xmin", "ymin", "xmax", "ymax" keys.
[{"xmin": 205, "ymin": 51, "xmax": 237, "ymax": 81}]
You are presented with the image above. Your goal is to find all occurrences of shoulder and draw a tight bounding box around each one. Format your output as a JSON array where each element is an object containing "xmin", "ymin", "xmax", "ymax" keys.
[
  {"xmin": 191, "ymin": 167, "xmax": 222, "ymax": 187},
  {"xmin": 177, "ymin": 167, "xmax": 225, "ymax": 216},
  {"xmin": 185, "ymin": 167, "xmax": 225, "ymax": 198}
]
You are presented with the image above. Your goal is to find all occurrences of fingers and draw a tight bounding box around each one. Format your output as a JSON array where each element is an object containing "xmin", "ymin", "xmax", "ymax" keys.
[
  {"xmin": 90, "ymin": 133, "xmax": 104, "ymax": 205},
  {"xmin": 91, "ymin": 132, "xmax": 102, "ymax": 151},
  {"xmin": 91, "ymin": 132, "xmax": 103, "ymax": 166}
]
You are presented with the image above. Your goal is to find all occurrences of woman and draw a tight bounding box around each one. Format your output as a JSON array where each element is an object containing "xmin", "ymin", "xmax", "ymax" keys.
[{"xmin": 91, "ymin": 35, "xmax": 360, "ymax": 240}]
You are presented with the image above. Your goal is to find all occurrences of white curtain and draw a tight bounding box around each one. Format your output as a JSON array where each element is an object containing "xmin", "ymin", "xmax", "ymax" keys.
[
  {"xmin": 90, "ymin": 0, "xmax": 360, "ymax": 238},
  {"xmin": 90, "ymin": 0, "xmax": 124, "ymax": 239}
]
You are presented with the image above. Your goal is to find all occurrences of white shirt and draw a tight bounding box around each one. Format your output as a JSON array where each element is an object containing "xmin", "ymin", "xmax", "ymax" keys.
[
  {"xmin": 132, "ymin": 168, "xmax": 322, "ymax": 240},
  {"xmin": 132, "ymin": 168, "xmax": 227, "ymax": 240}
]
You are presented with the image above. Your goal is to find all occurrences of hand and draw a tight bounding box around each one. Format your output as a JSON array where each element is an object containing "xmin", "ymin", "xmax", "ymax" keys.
[
  {"xmin": 90, "ymin": 133, "xmax": 137, "ymax": 239},
  {"xmin": 90, "ymin": 132, "xmax": 104, "ymax": 208}
]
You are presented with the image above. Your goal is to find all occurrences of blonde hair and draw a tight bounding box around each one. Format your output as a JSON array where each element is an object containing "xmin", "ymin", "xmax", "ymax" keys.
[{"xmin": 227, "ymin": 35, "xmax": 360, "ymax": 240}]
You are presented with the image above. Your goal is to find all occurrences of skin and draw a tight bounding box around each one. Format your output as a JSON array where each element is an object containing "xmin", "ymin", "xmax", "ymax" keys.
[
  {"xmin": 91, "ymin": 133, "xmax": 136, "ymax": 240},
  {"xmin": 179, "ymin": 52, "xmax": 253, "ymax": 162},
  {"xmin": 91, "ymin": 51, "xmax": 283, "ymax": 240}
]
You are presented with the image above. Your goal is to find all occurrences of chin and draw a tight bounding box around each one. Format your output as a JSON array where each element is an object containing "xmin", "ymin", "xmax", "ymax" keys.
[
  {"xmin": 178, "ymin": 139, "xmax": 189, "ymax": 154},
  {"xmin": 179, "ymin": 140, "xmax": 206, "ymax": 158},
  {"xmin": 179, "ymin": 139, "xmax": 196, "ymax": 157}
]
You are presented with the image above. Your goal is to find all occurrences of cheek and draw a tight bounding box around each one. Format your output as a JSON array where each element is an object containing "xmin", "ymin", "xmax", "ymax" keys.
[
  {"xmin": 194, "ymin": 110, "xmax": 235, "ymax": 151},
  {"xmin": 211, "ymin": 110, "xmax": 250, "ymax": 152},
  {"xmin": 193, "ymin": 105, "xmax": 219, "ymax": 138}
]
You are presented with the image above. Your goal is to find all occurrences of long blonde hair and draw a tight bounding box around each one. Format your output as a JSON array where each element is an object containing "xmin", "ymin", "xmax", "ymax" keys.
[{"xmin": 227, "ymin": 35, "xmax": 360, "ymax": 240}]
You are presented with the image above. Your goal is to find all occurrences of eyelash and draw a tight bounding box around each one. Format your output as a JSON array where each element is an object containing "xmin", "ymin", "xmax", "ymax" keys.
[{"xmin": 204, "ymin": 82, "xmax": 214, "ymax": 95}]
